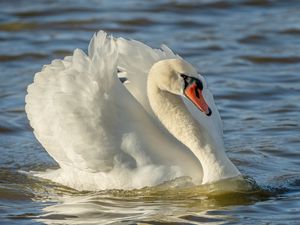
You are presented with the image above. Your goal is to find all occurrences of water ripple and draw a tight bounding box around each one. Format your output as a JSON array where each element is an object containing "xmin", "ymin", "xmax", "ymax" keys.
[
  {"xmin": 240, "ymin": 55, "xmax": 300, "ymax": 64},
  {"xmin": 0, "ymin": 0, "xmax": 300, "ymax": 224}
]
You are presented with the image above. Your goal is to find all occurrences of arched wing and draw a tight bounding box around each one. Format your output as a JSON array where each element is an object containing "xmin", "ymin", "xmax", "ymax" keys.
[
  {"xmin": 25, "ymin": 31, "xmax": 204, "ymax": 185},
  {"xmin": 25, "ymin": 32, "xmax": 139, "ymax": 172}
]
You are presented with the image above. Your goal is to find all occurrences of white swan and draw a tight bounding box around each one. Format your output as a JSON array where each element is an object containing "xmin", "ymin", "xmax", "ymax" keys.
[{"xmin": 25, "ymin": 31, "xmax": 241, "ymax": 191}]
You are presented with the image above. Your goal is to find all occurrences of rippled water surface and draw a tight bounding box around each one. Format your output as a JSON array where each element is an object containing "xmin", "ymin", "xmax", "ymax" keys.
[{"xmin": 1, "ymin": 0, "xmax": 300, "ymax": 224}]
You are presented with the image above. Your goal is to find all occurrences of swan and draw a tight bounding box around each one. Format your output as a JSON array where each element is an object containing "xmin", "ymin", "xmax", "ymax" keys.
[{"xmin": 25, "ymin": 31, "xmax": 241, "ymax": 191}]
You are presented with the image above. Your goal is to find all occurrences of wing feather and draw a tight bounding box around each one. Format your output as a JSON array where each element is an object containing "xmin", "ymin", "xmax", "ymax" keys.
[
  {"xmin": 25, "ymin": 31, "xmax": 205, "ymax": 189},
  {"xmin": 26, "ymin": 32, "xmax": 130, "ymax": 172}
]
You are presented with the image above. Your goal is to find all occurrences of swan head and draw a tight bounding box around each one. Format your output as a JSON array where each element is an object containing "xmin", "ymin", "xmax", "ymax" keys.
[{"xmin": 149, "ymin": 58, "xmax": 212, "ymax": 116}]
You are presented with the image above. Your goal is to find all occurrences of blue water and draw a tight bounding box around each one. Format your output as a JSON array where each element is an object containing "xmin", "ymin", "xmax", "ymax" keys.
[{"xmin": 0, "ymin": 0, "xmax": 300, "ymax": 224}]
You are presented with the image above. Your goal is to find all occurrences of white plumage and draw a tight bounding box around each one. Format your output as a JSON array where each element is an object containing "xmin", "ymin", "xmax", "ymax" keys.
[{"xmin": 25, "ymin": 31, "xmax": 240, "ymax": 190}]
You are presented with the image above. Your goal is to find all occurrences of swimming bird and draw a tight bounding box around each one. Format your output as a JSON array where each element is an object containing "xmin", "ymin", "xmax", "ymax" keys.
[{"xmin": 25, "ymin": 31, "xmax": 241, "ymax": 190}]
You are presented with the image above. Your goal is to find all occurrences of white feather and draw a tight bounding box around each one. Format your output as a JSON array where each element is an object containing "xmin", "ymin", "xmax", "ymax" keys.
[{"xmin": 26, "ymin": 31, "xmax": 204, "ymax": 190}]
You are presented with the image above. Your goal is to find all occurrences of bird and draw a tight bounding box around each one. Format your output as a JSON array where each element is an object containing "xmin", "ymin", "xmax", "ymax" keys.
[{"xmin": 25, "ymin": 31, "xmax": 241, "ymax": 191}]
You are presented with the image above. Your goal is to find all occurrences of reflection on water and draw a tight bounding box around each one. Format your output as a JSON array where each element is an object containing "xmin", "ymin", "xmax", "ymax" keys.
[
  {"xmin": 4, "ymin": 174, "xmax": 271, "ymax": 224},
  {"xmin": 5, "ymin": 173, "xmax": 299, "ymax": 224},
  {"xmin": 1, "ymin": 0, "xmax": 300, "ymax": 224},
  {"xmin": 37, "ymin": 180, "xmax": 257, "ymax": 224}
]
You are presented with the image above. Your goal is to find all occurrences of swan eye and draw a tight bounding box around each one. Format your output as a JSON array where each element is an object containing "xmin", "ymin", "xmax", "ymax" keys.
[
  {"xmin": 180, "ymin": 74, "xmax": 203, "ymax": 91},
  {"xmin": 180, "ymin": 73, "xmax": 188, "ymax": 80},
  {"xmin": 180, "ymin": 74, "xmax": 190, "ymax": 89},
  {"xmin": 180, "ymin": 74, "xmax": 193, "ymax": 83}
]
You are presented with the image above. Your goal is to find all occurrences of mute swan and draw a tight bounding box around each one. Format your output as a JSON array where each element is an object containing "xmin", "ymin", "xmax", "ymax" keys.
[{"xmin": 25, "ymin": 31, "xmax": 241, "ymax": 190}]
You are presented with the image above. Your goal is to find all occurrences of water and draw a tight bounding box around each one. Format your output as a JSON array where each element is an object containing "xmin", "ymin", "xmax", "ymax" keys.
[{"xmin": 1, "ymin": 0, "xmax": 300, "ymax": 224}]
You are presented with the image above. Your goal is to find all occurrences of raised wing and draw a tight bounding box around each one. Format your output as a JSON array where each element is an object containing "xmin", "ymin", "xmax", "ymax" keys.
[
  {"xmin": 25, "ymin": 32, "xmax": 138, "ymax": 172},
  {"xmin": 25, "ymin": 31, "xmax": 204, "ymax": 189}
]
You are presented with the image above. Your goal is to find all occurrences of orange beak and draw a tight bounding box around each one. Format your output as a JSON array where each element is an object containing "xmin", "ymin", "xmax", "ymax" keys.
[{"xmin": 184, "ymin": 82, "xmax": 212, "ymax": 116}]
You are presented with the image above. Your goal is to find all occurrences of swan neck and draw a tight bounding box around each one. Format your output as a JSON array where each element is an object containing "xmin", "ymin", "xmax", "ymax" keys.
[{"xmin": 147, "ymin": 73, "xmax": 240, "ymax": 184}]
